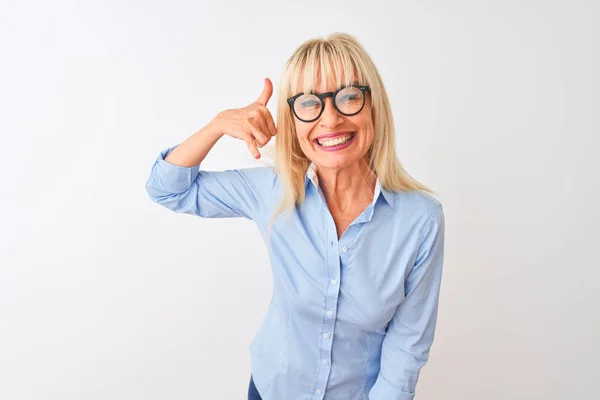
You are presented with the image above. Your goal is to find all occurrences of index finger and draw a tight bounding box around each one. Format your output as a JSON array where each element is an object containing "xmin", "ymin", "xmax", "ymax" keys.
[{"xmin": 264, "ymin": 108, "xmax": 277, "ymax": 136}]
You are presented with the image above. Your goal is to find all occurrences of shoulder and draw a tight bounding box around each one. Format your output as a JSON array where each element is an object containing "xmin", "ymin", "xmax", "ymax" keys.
[
  {"xmin": 384, "ymin": 190, "xmax": 445, "ymax": 254},
  {"xmin": 392, "ymin": 190, "xmax": 443, "ymax": 219},
  {"xmin": 385, "ymin": 190, "xmax": 444, "ymax": 240}
]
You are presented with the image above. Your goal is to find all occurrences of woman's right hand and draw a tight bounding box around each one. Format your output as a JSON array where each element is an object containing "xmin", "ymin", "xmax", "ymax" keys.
[{"xmin": 210, "ymin": 78, "xmax": 278, "ymax": 159}]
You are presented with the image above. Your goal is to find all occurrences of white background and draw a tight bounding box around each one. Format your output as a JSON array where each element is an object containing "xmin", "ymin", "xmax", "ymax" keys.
[{"xmin": 1, "ymin": 1, "xmax": 598, "ymax": 399}]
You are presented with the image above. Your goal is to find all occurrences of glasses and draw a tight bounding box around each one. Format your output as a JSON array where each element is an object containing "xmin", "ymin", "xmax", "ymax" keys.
[{"xmin": 287, "ymin": 84, "xmax": 371, "ymax": 123}]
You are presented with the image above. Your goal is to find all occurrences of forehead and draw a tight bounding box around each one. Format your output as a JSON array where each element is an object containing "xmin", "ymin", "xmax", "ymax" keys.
[{"xmin": 293, "ymin": 64, "xmax": 361, "ymax": 94}]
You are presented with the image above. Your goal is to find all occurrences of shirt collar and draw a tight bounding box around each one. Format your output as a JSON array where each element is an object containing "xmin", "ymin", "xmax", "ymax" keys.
[{"xmin": 305, "ymin": 162, "xmax": 394, "ymax": 208}]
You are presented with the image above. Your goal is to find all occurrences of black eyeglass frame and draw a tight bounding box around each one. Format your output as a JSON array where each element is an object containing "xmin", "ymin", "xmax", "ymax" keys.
[{"xmin": 287, "ymin": 84, "xmax": 371, "ymax": 123}]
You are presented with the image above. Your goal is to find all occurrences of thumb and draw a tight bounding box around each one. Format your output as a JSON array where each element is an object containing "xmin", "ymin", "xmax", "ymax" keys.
[{"xmin": 256, "ymin": 77, "xmax": 273, "ymax": 106}]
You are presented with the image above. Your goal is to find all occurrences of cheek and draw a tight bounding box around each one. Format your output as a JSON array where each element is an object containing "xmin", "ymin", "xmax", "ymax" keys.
[
  {"xmin": 357, "ymin": 119, "xmax": 375, "ymax": 145},
  {"xmin": 356, "ymin": 116, "xmax": 374, "ymax": 135},
  {"xmin": 295, "ymin": 123, "xmax": 314, "ymax": 143},
  {"xmin": 366, "ymin": 119, "xmax": 375, "ymax": 135}
]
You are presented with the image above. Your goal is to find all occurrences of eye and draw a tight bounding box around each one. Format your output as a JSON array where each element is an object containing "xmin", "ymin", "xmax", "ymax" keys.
[
  {"xmin": 299, "ymin": 100, "xmax": 320, "ymax": 108},
  {"xmin": 340, "ymin": 94, "xmax": 359, "ymax": 102}
]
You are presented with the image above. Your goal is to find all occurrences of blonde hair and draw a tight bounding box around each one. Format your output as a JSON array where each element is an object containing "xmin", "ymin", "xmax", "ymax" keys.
[{"xmin": 264, "ymin": 32, "xmax": 434, "ymax": 232}]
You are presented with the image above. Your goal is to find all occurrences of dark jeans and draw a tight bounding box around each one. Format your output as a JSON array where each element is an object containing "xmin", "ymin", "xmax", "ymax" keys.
[{"xmin": 248, "ymin": 375, "xmax": 263, "ymax": 400}]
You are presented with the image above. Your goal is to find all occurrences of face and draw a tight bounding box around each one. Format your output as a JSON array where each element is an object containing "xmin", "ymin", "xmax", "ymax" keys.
[{"xmin": 292, "ymin": 77, "xmax": 374, "ymax": 172}]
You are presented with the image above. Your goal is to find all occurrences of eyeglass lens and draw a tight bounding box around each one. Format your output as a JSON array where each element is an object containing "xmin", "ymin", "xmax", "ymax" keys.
[{"xmin": 294, "ymin": 86, "xmax": 365, "ymax": 121}]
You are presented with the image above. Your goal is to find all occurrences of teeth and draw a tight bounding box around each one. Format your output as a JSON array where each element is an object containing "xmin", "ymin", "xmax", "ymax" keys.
[{"xmin": 317, "ymin": 134, "xmax": 352, "ymax": 147}]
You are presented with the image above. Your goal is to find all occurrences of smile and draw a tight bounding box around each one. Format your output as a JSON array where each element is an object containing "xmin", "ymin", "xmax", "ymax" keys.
[{"xmin": 314, "ymin": 132, "xmax": 356, "ymax": 150}]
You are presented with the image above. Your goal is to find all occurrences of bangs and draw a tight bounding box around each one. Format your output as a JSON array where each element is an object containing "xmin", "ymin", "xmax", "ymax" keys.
[{"xmin": 288, "ymin": 40, "xmax": 366, "ymax": 96}]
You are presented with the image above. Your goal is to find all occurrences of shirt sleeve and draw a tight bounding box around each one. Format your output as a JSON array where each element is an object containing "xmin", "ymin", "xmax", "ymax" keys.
[
  {"xmin": 368, "ymin": 204, "xmax": 446, "ymax": 400},
  {"xmin": 144, "ymin": 144, "xmax": 276, "ymax": 221}
]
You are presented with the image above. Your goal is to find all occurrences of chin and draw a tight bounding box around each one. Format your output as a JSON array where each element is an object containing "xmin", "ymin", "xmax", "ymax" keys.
[{"xmin": 312, "ymin": 154, "xmax": 360, "ymax": 170}]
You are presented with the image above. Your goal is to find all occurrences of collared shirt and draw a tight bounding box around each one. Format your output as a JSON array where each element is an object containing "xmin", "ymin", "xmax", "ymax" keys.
[{"xmin": 145, "ymin": 145, "xmax": 446, "ymax": 400}]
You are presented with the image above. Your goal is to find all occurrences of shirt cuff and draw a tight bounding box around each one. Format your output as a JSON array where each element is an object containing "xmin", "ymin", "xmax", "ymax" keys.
[
  {"xmin": 368, "ymin": 373, "xmax": 415, "ymax": 400},
  {"xmin": 149, "ymin": 145, "xmax": 201, "ymax": 194}
]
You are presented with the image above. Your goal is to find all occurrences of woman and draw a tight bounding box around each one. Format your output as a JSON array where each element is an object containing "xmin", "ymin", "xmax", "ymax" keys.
[{"xmin": 145, "ymin": 32, "xmax": 445, "ymax": 400}]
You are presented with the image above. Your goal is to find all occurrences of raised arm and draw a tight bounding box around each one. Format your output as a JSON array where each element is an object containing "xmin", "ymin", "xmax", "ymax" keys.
[{"xmin": 145, "ymin": 78, "xmax": 278, "ymax": 221}]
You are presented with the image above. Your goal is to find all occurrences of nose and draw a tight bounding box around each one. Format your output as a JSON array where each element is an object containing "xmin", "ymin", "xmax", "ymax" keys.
[{"xmin": 319, "ymin": 97, "xmax": 343, "ymax": 128}]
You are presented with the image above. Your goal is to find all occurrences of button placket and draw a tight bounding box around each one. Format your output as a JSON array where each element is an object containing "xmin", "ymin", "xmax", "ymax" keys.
[{"xmin": 314, "ymin": 232, "xmax": 340, "ymax": 399}]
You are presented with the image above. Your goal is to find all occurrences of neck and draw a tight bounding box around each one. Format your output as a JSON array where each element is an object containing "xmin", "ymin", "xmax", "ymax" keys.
[{"xmin": 316, "ymin": 159, "xmax": 377, "ymax": 211}]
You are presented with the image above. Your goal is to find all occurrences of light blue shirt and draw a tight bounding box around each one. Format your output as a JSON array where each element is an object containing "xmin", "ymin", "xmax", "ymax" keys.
[{"xmin": 145, "ymin": 144, "xmax": 446, "ymax": 400}]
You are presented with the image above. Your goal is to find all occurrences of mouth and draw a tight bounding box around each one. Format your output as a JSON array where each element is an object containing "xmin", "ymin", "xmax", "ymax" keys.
[{"xmin": 313, "ymin": 132, "xmax": 356, "ymax": 150}]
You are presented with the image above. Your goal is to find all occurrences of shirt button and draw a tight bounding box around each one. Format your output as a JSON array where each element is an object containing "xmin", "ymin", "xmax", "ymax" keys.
[
  {"xmin": 316, "ymin": 389, "xmax": 321, "ymax": 394},
  {"xmin": 341, "ymin": 246, "xmax": 348, "ymax": 252},
  {"xmin": 324, "ymin": 333, "xmax": 329, "ymax": 339},
  {"xmin": 327, "ymin": 310, "xmax": 333, "ymax": 316},
  {"xmin": 322, "ymin": 359, "xmax": 327, "ymax": 364},
  {"xmin": 331, "ymin": 279, "xmax": 337, "ymax": 285}
]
